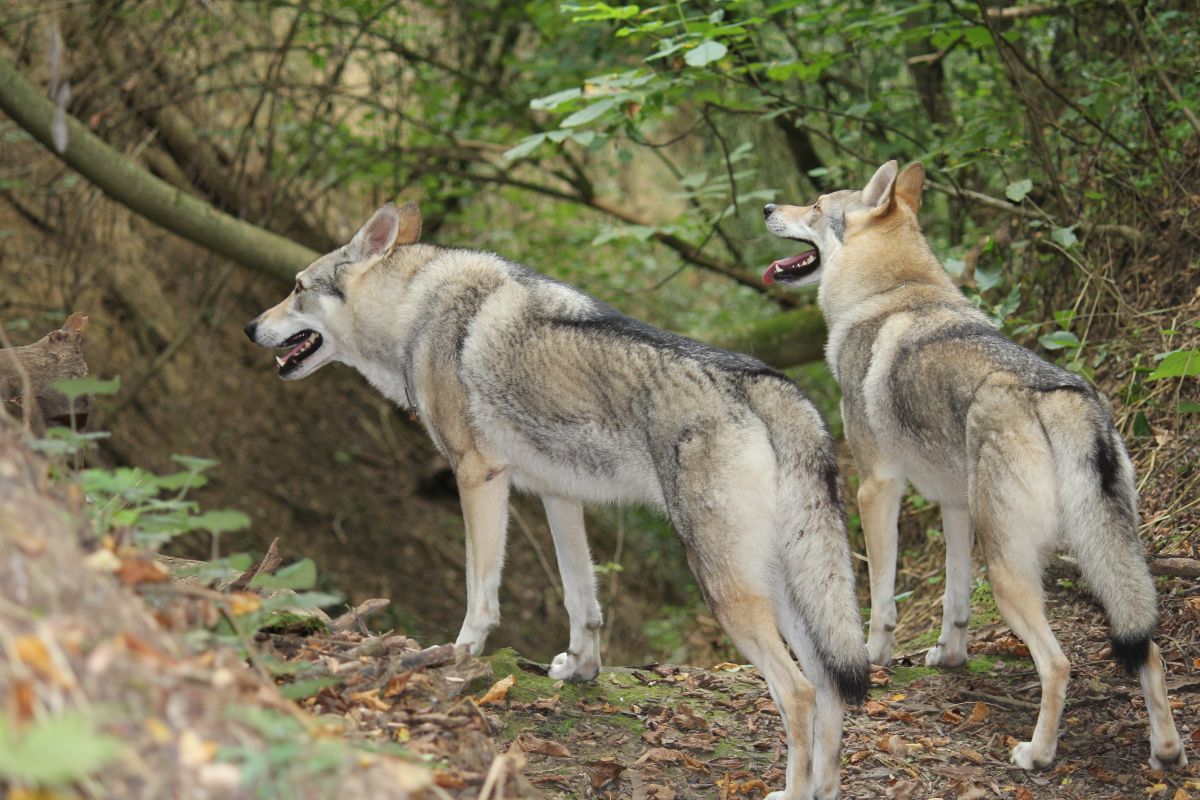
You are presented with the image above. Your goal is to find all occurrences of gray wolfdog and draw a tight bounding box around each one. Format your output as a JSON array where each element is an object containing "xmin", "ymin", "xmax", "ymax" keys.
[
  {"xmin": 245, "ymin": 201, "xmax": 869, "ymax": 799},
  {"xmin": 762, "ymin": 160, "xmax": 1186, "ymax": 771}
]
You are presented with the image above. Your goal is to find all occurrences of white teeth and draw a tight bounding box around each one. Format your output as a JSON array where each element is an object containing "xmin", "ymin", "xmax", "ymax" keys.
[{"xmin": 275, "ymin": 355, "xmax": 286, "ymax": 367}]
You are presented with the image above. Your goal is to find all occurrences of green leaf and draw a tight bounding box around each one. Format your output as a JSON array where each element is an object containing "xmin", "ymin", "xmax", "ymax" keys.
[
  {"xmin": 963, "ymin": 26, "xmax": 993, "ymax": 48},
  {"xmin": 560, "ymin": 98, "xmax": 616, "ymax": 128},
  {"xmin": 529, "ymin": 87, "xmax": 581, "ymax": 111},
  {"xmin": 251, "ymin": 558, "xmax": 317, "ymax": 591},
  {"xmin": 0, "ymin": 711, "xmax": 124, "ymax": 786},
  {"xmin": 1053, "ymin": 309, "xmax": 1077, "ymax": 329},
  {"xmin": 1039, "ymin": 330, "xmax": 1081, "ymax": 351},
  {"xmin": 1147, "ymin": 349, "xmax": 1200, "ymax": 381},
  {"xmin": 502, "ymin": 133, "xmax": 546, "ymax": 161},
  {"xmin": 975, "ymin": 262, "xmax": 1002, "ymax": 292},
  {"xmin": 1178, "ymin": 401, "xmax": 1200, "ymax": 414},
  {"xmin": 1050, "ymin": 226, "xmax": 1078, "ymax": 247},
  {"xmin": 191, "ymin": 509, "xmax": 251, "ymax": 534},
  {"xmin": 278, "ymin": 677, "xmax": 341, "ymax": 700},
  {"xmin": 52, "ymin": 375, "xmax": 121, "ymax": 399},
  {"xmin": 1005, "ymin": 179, "xmax": 1033, "ymax": 202},
  {"xmin": 684, "ymin": 40, "xmax": 728, "ymax": 67}
]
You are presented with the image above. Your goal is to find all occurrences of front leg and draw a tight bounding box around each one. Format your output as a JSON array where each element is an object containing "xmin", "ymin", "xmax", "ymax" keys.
[
  {"xmin": 543, "ymin": 495, "xmax": 602, "ymax": 682},
  {"xmin": 453, "ymin": 456, "xmax": 511, "ymax": 655},
  {"xmin": 858, "ymin": 475, "xmax": 905, "ymax": 666}
]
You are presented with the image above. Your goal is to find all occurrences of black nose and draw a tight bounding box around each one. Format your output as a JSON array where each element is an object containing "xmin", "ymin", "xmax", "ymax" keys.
[
  {"xmin": 763, "ymin": 203, "xmax": 776, "ymax": 218},
  {"xmin": 244, "ymin": 319, "xmax": 259, "ymax": 342}
]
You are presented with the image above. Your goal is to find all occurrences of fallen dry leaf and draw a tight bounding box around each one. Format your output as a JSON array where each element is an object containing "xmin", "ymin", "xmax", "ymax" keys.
[
  {"xmin": 226, "ymin": 592, "xmax": 262, "ymax": 616},
  {"xmin": 14, "ymin": 635, "xmax": 68, "ymax": 686},
  {"xmin": 476, "ymin": 673, "xmax": 515, "ymax": 706},
  {"xmin": 178, "ymin": 729, "xmax": 217, "ymax": 767},
  {"xmin": 349, "ymin": 688, "xmax": 390, "ymax": 712},
  {"xmin": 865, "ymin": 699, "xmax": 889, "ymax": 717},
  {"xmin": 116, "ymin": 556, "xmax": 169, "ymax": 585},
  {"xmin": 637, "ymin": 747, "xmax": 685, "ymax": 765},
  {"xmin": 513, "ymin": 733, "xmax": 571, "ymax": 758},
  {"xmin": 965, "ymin": 700, "xmax": 990, "ymax": 725},
  {"xmin": 1014, "ymin": 788, "xmax": 1034, "ymax": 800},
  {"xmin": 584, "ymin": 759, "xmax": 625, "ymax": 790},
  {"xmin": 940, "ymin": 706, "xmax": 964, "ymax": 724}
]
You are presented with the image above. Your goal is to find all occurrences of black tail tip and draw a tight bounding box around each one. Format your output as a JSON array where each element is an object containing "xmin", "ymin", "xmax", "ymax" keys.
[
  {"xmin": 1110, "ymin": 634, "xmax": 1151, "ymax": 674},
  {"xmin": 833, "ymin": 658, "xmax": 871, "ymax": 705}
]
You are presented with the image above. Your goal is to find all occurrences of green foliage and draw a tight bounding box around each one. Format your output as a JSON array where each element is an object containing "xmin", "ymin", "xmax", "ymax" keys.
[
  {"xmin": 1148, "ymin": 349, "xmax": 1200, "ymax": 381},
  {"xmin": 0, "ymin": 710, "xmax": 124, "ymax": 788}
]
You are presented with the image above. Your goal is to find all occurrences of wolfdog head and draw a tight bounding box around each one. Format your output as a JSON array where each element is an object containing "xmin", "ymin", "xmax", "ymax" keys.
[
  {"xmin": 244, "ymin": 203, "xmax": 422, "ymax": 379},
  {"xmin": 761, "ymin": 160, "xmax": 925, "ymax": 287}
]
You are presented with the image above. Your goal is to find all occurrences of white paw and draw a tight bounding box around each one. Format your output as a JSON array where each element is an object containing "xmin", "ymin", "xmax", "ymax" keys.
[
  {"xmin": 1010, "ymin": 741, "xmax": 1052, "ymax": 770},
  {"xmin": 454, "ymin": 629, "xmax": 488, "ymax": 655},
  {"xmin": 924, "ymin": 643, "xmax": 968, "ymax": 669},
  {"xmin": 548, "ymin": 651, "xmax": 599, "ymax": 682},
  {"xmin": 1149, "ymin": 746, "xmax": 1187, "ymax": 771},
  {"xmin": 866, "ymin": 634, "xmax": 894, "ymax": 667}
]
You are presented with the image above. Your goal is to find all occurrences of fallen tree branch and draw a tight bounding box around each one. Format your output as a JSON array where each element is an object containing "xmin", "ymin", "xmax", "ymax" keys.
[
  {"xmin": 1148, "ymin": 558, "xmax": 1200, "ymax": 579},
  {"xmin": 0, "ymin": 56, "xmax": 317, "ymax": 282}
]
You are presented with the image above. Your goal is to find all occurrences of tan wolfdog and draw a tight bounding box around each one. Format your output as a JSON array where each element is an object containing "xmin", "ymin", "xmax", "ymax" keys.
[{"xmin": 762, "ymin": 161, "xmax": 1187, "ymax": 771}]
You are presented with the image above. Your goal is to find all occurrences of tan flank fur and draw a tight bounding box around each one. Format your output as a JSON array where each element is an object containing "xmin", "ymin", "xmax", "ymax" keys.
[{"xmin": 763, "ymin": 161, "xmax": 1187, "ymax": 772}]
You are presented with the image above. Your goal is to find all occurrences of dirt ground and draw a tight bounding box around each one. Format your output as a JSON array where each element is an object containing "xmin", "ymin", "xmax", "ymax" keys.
[{"xmin": 268, "ymin": 570, "xmax": 1198, "ymax": 800}]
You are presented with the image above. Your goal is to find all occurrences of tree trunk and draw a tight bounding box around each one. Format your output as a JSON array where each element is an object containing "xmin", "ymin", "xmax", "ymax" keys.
[{"xmin": 0, "ymin": 313, "xmax": 90, "ymax": 434}]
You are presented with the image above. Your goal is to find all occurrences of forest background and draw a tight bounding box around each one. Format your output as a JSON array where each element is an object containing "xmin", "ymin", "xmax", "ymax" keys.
[{"xmin": 1, "ymin": 0, "xmax": 1197, "ymax": 671}]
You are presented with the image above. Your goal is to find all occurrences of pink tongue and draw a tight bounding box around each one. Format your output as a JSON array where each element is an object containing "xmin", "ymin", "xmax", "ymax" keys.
[
  {"xmin": 762, "ymin": 252, "xmax": 813, "ymax": 284},
  {"xmin": 284, "ymin": 338, "xmax": 308, "ymax": 361}
]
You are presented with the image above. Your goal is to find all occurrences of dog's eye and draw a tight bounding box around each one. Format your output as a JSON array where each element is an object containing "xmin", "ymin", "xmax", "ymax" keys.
[
  {"xmin": 813, "ymin": 201, "xmax": 822, "ymax": 213},
  {"xmin": 294, "ymin": 280, "xmax": 305, "ymax": 294}
]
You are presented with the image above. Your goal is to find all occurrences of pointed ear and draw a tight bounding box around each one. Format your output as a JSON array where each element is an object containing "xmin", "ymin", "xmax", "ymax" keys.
[
  {"xmin": 895, "ymin": 162, "xmax": 925, "ymax": 212},
  {"xmin": 348, "ymin": 203, "xmax": 402, "ymax": 260},
  {"xmin": 395, "ymin": 202, "xmax": 422, "ymax": 245},
  {"xmin": 861, "ymin": 160, "xmax": 899, "ymax": 213}
]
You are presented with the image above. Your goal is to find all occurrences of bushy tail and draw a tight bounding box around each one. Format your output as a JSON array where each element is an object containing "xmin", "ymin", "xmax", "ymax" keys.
[
  {"xmin": 751, "ymin": 379, "xmax": 870, "ymax": 704},
  {"xmin": 1043, "ymin": 391, "xmax": 1157, "ymax": 672}
]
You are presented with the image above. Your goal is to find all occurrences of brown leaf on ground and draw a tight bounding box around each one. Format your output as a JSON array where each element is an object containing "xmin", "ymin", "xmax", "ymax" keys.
[
  {"xmin": 865, "ymin": 699, "xmax": 889, "ymax": 717},
  {"xmin": 116, "ymin": 556, "xmax": 169, "ymax": 586},
  {"xmin": 584, "ymin": 759, "xmax": 625, "ymax": 789},
  {"xmin": 637, "ymin": 747, "xmax": 685, "ymax": 765},
  {"xmin": 476, "ymin": 673, "xmax": 515, "ymax": 706},
  {"xmin": 512, "ymin": 733, "xmax": 571, "ymax": 758},
  {"xmin": 941, "ymin": 706, "xmax": 964, "ymax": 724},
  {"xmin": 532, "ymin": 693, "xmax": 560, "ymax": 712},
  {"xmin": 14, "ymin": 634, "xmax": 68, "ymax": 685},
  {"xmin": 1014, "ymin": 787, "xmax": 1034, "ymax": 800},
  {"xmin": 226, "ymin": 592, "xmax": 262, "ymax": 616},
  {"xmin": 965, "ymin": 701, "xmax": 990, "ymax": 725}
]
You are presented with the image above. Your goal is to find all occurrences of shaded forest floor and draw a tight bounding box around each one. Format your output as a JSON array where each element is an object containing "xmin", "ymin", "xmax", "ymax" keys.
[{"xmin": 274, "ymin": 576, "xmax": 1200, "ymax": 800}]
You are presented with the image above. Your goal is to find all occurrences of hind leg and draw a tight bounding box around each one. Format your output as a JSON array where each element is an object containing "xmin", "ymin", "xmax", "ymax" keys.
[
  {"xmin": 926, "ymin": 504, "xmax": 972, "ymax": 668},
  {"xmin": 711, "ymin": 590, "xmax": 817, "ymax": 800},
  {"xmin": 859, "ymin": 475, "xmax": 905, "ymax": 665},
  {"xmin": 542, "ymin": 495, "xmax": 602, "ymax": 682},
  {"xmin": 784, "ymin": 622, "xmax": 845, "ymax": 799},
  {"xmin": 1139, "ymin": 642, "xmax": 1187, "ymax": 769},
  {"xmin": 988, "ymin": 556, "xmax": 1069, "ymax": 769}
]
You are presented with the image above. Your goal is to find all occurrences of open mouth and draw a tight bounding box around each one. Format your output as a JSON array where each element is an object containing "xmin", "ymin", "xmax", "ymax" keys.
[
  {"xmin": 763, "ymin": 240, "xmax": 820, "ymax": 285},
  {"xmin": 275, "ymin": 329, "xmax": 323, "ymax": 376}
]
